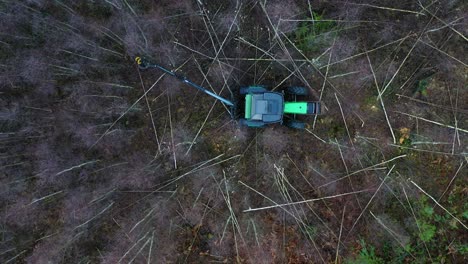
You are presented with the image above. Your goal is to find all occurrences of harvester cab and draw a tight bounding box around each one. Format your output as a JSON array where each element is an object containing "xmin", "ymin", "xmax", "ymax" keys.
[
  {"xmin": 135, "ymin": 57, "xmax": 321, "ymax": 129},
  {"xmin": 239, "ymin": 86, "xmax": 320, "ymax": 129}
]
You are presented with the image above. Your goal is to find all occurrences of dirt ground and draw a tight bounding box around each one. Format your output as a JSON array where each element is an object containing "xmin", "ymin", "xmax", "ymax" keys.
[{"xmin": 0, "ymin": 0, "xmax": 467, "ymax": 263}]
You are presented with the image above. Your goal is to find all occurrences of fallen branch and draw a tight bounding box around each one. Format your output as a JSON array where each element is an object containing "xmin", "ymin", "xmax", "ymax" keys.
[
  {"xmin": 55, "ymin": 160, "xmax": 99, "ymax": 176},
  {"xmin": 29, "ymin": 190, "xmax": 64, "ymax": 205},
  {"xmin": 347, "ymin": 165, "xmax": 395, "ymax": 235},
  {"xmin": 394, "ymin": 111, "xmax": 468, "ymax": 134},
  {"xmin": 367, "ymin": 54, "xmax": 396, "ymax": 144},
  {"xmin": 439, "ymin": 161, "xmax": 465, "ymax": 201},
  {"xmin": 335, "ymin": 204, "xmax": 346, "ymax": 264},
  {"xmin": 410, "ymin": 180, "xmax": 467, "ymax": 230},
  {"xmin": 243, "ymin": 190, "xmax": 368, "ymax": 213},
  {"xmin": 318, "ymin": 155, "xmax": 406, "ymax": 188}
]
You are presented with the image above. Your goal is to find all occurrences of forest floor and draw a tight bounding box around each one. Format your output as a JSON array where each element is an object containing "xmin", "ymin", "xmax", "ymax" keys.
[{"xmin": 0, "ymin": 0, "xmax": 467, "ymax": 263}]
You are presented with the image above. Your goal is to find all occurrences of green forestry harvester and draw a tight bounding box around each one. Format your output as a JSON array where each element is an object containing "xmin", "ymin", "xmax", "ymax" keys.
[{"xmin": 135, "ymin": 57, "xmax": 321, "ymax": 129}]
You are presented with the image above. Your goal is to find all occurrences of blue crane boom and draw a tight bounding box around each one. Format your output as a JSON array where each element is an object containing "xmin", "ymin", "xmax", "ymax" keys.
[{"xmin": 135, "ymin": 57, "xmax": 234, "ymax": 106}]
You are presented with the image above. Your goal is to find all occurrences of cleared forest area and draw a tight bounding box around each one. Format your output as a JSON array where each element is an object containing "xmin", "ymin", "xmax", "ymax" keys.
[{"xmin": 0, "ymin": 0, "xmax": 467, "ymax": 263}]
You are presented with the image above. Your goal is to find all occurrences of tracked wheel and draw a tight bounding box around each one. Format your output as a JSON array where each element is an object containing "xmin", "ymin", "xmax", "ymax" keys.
[
  {"xmin": 285, "ymin": 86, "xmax": 308, "ymax": 96},
  {"xmin": 284, "ymin": 120, "xmax": 306, "ymax": 129},
  {"xmin": 240, "ymin": 86, "xmax": 267, "ymax": 95},
  {"xmin": 239, "ymin": 118, "xmax": 265, "ymax": 128}
]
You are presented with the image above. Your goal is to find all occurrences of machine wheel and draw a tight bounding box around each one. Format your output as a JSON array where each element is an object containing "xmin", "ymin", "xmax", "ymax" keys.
[
  {"xmin": 238, "ymin": 118, "xmax": 247, "ymax": 126},
  {"xmin": 286, "ymin": 86, "xmax": 308, "ymax": 96},
  {"xmin": 247, "ymin": 121, "xmax": 265, "ymax": 128},
  {"xmin": 239, "ymin": 119, "xmax": 265, "ymax": 128},
  {"xmin": 284, "ymin": 120, "xmax": 306, "ymax": 129},
  {"xmin": 240, "ymin": 86, "xmax": 267, "ymax": 95}
]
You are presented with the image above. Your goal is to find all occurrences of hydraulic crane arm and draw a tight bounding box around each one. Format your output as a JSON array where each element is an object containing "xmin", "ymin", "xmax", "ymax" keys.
[{"xmin": 135, "ymin": 57, "xmax": 234, "ymax": 106}]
